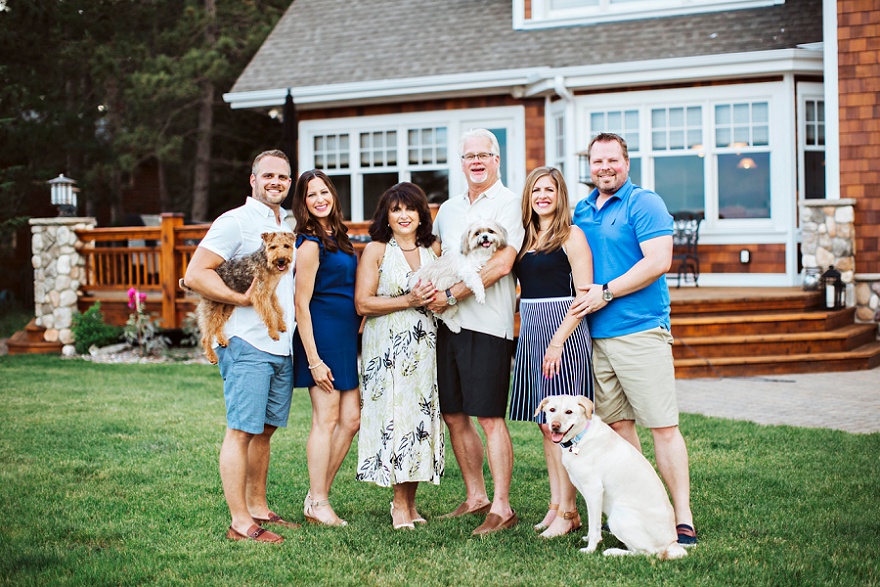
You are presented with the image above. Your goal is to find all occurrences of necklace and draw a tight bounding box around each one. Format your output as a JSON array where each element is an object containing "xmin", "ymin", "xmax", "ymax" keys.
[{"xmin": 398, "ymin": 244, "xmax": 417, "ymax": 252}]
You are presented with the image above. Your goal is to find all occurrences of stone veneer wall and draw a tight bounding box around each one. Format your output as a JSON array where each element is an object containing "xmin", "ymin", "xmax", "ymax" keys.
[
  {"xmin": 800, "ymin": 199, "xmax": 879, "ymax": 329},
  {"xmin": 30, "ymin": 217, "xmax": 97, "ymax": 355}
]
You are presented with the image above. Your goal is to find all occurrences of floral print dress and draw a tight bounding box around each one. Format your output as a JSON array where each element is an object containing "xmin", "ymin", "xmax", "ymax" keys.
[{"xmin": 356, "ymin": 239, "xmax": 444, "ymax": 487}]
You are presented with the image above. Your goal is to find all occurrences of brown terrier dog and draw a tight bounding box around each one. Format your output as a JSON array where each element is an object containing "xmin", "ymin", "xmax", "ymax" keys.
[{"xmin": 188, "ymin": 231, "xmax": 295, "ymax": 364}]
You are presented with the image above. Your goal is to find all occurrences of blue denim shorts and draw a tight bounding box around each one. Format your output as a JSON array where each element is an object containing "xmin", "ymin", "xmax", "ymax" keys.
[{"xmin": 217, "ymin": 336, "xmax": 294, "ymax": 434}]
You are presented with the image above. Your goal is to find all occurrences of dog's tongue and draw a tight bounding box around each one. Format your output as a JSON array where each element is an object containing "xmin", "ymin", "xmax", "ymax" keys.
[
  {"xmin": 481, "ymin": 241, "xmax": 492, "ymax": 247},
  {"xmin": 551, "ymin": 431, "xmax": 565, "ymax": 443}
]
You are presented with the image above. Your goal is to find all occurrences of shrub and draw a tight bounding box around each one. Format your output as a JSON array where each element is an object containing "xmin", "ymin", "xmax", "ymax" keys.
[{"xmin": 71, "ymin": 302, "xmax": 123, "ymax": 354}]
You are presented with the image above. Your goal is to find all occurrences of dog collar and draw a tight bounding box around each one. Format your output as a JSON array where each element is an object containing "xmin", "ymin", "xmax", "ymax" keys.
[{"xmin": 560, "ymin": 421, "xmax": 590, "ymax": 450}]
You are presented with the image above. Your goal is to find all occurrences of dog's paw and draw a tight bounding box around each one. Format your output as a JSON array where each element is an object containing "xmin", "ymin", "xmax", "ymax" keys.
[
  {"xmin": 442, "ymin": 317, "xmax": 462, "ymax": 333},
  {"xmin": 278, "ymin": 323, "xmax": 287, "ymax": 333},
  {"xmin": 579, "ymin": 544, "xmax": 598, "ymax": 554},
  {"xmin": 268, "ymin": 330, "xmax": 280, "ymax": 341}
]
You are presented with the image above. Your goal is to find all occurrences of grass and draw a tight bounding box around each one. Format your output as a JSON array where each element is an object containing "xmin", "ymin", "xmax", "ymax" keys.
[{"xmin": 1, "ymin": 355, "xmax": 878, "ymax": 587}]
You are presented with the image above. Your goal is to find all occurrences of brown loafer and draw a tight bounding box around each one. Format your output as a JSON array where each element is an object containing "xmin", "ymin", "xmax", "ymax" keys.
[
  {"xmin": 253, "ymin": 511, "xmax": 301, "ymax": 529},
  {"xmin": 472, "ymin": 511, "xmax": 518, "ymax": 536},
  {"xmin": 225, "ymin": 524, "xmax": 284, "ymax": 543},
  {"xmin": 438, "ymin": 501, "xmax": 492, "ymax": 519}
]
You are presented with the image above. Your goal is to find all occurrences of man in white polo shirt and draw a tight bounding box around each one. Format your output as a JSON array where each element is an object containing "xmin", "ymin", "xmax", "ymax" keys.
[
  {"xmin": 184, "ymin": 150, "xmax": 297, "ymax": 544},
  {"xmin": 429, "ymin": 129, "xmax": 525, "ymax": 535}
]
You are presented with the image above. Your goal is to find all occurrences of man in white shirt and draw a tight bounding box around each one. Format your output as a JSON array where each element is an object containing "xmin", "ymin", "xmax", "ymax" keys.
[
  {"xmin": 430, "ymin": 129, "xmax": 525, "ymax": 535},
  {"xmin": 184, "ymin": 150, "xmax": 297, "ymax": 543}
]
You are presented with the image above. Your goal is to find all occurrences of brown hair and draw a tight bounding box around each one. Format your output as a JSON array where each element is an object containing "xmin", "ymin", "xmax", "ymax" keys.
[
  {"xmin": 292, "ymin": 169, "xmax": 354, "ymax": 255},
  {"xmin": 518, "ymin": 166, "xmax": 572, "ymax": 260},
  {"xmin": 252, "ymin": 149, "xmax": 290, "ymax": 176},
  {"xmin": 587, "ymin": 132, "xmax": 630, "ymax": 162},
  {"xmin": 368, "ymin": 182, "xmax": 436, "ymax": 248}
]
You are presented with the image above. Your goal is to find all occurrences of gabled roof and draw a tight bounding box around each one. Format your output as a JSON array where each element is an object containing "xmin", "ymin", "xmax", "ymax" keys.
[{"xmin": 228, "ymin": 0, "xmax": 822, "ymax": 107}]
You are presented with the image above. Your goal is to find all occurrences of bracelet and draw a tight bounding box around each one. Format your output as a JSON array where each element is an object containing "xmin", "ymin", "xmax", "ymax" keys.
[
  {"xmin": 549, "ymin": 342, "xmax": 563, "ymax": 348},
  {"xmin": 308, "ymin": 360, "xmax": 325, "ymax": 370}
]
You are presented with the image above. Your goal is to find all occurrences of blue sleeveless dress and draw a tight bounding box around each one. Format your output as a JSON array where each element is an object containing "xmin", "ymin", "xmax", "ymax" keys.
[
  {"xmin": 292, "ymin": 234, "xmax": 360, "ymax": 390},
  {"xmin": 509, "ymin": 247, "xmax": 593, "ymax": 423}
]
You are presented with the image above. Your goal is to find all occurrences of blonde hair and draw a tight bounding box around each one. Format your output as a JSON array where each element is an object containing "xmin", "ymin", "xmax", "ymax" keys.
[{"xmin": 518, "ymin": 166, "xmax": 571, "ymax": 260}]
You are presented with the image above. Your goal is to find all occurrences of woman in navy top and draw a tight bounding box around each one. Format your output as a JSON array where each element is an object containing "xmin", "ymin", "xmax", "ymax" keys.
[
  {"xmin": 509, "ymin": 167, "xmax": 594, "ymax": 538},
  {"xmin": 292, "ymin": 169, "xmax": 361, "ymax": 527}
]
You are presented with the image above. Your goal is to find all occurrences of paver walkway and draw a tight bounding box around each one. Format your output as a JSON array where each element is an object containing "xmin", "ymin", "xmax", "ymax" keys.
[{"xmin": 676, "ymin": 366, "xmax": 880, "ymax": 434}]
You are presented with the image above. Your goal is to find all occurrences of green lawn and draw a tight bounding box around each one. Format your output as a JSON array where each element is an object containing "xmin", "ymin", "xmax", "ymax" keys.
[{"xmin": 1, "ymin": 355, "xmax": 878, "ymax": 587}]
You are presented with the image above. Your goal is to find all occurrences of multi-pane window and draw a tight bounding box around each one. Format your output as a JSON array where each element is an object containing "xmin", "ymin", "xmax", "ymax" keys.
[
  {"xmin": 651, "ymin": 106, "xmax": 703, "ymax": 215},
  {"xmin": 803, "ymin": 99, "xmax": 825, "ymax": 199},
  {"xmin": 360, "ymin": 131, "xmax": 397, "ymax": 167},
  {"xmin": 553, "ymin": 114, "xmax": 565, "ymax": 173},
  {"xmin": 715, "ymin": 101, "xmax": 770, "ymax": 218},
  {"xmin": 408, "ymin": 127, "xmax": 447, "ymax": 165},
  {"xmin": 312, "ymin": 126, "xmax": 450, "ymax": 220},
  {"xmin": 586, "ymin": 93, "xmax": 776, "ymax": 223},
  {"xmin": 590, "ymin": 109, "xmax": 641, "ymax": 185},
  {"xmin": 314, "ymin": 134, "xmax": 350, "ymax": 170},
  {"xmin": 522, "ymin": 0, "xmax": 777, "ymax": 28}
]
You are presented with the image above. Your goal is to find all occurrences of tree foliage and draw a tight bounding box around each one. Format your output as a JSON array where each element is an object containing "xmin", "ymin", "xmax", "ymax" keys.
[{"xmin": 0, "ymin": 0, "xmax": 290, "ymax": 226}]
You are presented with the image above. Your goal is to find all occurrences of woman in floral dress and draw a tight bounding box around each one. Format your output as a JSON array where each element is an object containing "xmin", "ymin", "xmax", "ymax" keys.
[{"xmin": 354, "ymin": 182, "xmax": 445, "ymax": 530}]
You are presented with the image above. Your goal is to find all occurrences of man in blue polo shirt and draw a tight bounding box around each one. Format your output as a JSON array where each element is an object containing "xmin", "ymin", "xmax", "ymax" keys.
[{"xmin": 571, "ymin": 132, "xmax": 697, "ymax": 546}]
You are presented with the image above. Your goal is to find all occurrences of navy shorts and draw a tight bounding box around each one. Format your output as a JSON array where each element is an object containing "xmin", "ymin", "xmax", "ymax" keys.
[
  {"xmin": 217, "ymin": 336, "xmax": 294, "ymax": 434},
  {"xmin": 437, "ymin": 324, "xmax": 513, "ymax": 418}
]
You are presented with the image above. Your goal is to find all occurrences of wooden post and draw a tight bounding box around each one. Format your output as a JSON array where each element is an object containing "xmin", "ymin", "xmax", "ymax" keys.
[{"xmin": 159, "ymin": 213, "xmax": 184, "ymax": 328}]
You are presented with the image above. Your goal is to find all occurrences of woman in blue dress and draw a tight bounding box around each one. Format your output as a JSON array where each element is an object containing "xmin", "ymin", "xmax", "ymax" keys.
[
  {"xmin": 509, "ymin": 166, "xmax": 594, "ymax": 538},
  {"xmin": 292, "ymin": 169, "xmax": 361, "ymax": 527}
]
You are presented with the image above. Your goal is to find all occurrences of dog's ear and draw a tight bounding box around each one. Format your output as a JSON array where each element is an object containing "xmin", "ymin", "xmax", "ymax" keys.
[
  {"xmin": 534, "ymin": 397, "xmax": 550, "ymax": 417},
  {"xmin": 576, "ymin": 396, "xmax": 594, "ymax": 420},
  {"xmin": 261, "ymin": 232, "xmax": 271, "ymax": 242},
  {"xmin": 459, "ymin": 227, "xmax": 472, "ymax": 255},
  {"xmin": 493, "ymin": 221, "xmax": 508, "ymax": 246}
]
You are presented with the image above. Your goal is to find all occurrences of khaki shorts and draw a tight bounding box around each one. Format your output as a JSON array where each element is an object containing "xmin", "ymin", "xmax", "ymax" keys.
[{"xmin": 591, "ymin": 326, "xmax": 678, "ymax": 428}]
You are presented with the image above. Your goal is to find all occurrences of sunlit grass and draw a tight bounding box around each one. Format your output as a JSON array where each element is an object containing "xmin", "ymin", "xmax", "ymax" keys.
[{"xmin": 1, "ymin": 355, "xmax": 878, "ymax": 586}]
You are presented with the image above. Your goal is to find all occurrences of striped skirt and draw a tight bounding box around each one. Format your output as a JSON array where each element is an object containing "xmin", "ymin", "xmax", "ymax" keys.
[{"xmin": 509, "ymin": 297, "xmax": 593, "ymax": 423}]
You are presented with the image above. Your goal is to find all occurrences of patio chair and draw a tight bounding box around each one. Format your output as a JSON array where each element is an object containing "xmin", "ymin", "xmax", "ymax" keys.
[{"xmin": 671, "ymin": 212, "xmax": 702, "ymax": 288}]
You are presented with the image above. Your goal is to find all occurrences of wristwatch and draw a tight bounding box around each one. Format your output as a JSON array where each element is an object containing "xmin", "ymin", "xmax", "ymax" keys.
[
  {"xmin": 602, "ymin": 283, "xmax": 614, "ymax": 302},
  {"xmin": 445, "ymin": 289, "xmax": 457, "ymax": 306}
]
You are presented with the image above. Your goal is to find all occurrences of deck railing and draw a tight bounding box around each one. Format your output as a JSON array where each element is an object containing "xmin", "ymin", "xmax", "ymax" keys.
[{"xmin": 74, "ymin": 213, "xmax": 371, "ymax": 329}]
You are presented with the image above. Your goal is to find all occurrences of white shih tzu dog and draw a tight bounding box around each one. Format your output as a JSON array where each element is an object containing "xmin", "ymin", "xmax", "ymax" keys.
[{"xmin": 410, "ymin": 218, "xmax": 508, "ymax": 333}]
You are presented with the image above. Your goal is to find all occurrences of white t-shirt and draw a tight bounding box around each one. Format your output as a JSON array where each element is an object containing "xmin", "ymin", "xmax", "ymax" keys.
[
  {"xmin": 198, "ymin": 197, "xmax": 296, "ymax": 356},
  {"xmin": 433, "ymin": 180, "xmax": 525, "ymax": 340}
]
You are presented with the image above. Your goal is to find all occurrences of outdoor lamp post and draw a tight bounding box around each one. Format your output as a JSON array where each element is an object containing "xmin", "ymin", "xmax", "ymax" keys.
[
  {"xmin": 48, "ymin": 173, "xmax": 78, "ymax": 217},
  {"xmin": 820, "ymin": 265, "xmax": 845, "ymax": 310}
]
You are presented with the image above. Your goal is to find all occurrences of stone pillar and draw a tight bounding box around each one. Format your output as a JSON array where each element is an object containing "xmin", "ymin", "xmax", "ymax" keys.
[
  {"xmin": 30, "ymin": 217, "xmax": 97, "ymax": 355},
  {"xmin": 800, "ymin": 198, "xmax": 856, "ymax": 288},
  {"xmin": 854, "ymin": 274, "xmax": 880, "ymax": 329}
]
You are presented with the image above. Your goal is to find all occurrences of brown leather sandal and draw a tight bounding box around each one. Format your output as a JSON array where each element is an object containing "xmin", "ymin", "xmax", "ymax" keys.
[
  {"xmin": 253, "ymin": 511, "xmax": 301, "ymax": 529},
  {"xmin": 225, "ymin": 524, "xmax": 283, "ymax": 543}
]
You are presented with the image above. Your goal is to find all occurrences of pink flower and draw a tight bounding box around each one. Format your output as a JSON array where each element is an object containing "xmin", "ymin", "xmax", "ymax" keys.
[{"xmin": 127, "ymin": 287, "xmax": 137, "ymax": 309}]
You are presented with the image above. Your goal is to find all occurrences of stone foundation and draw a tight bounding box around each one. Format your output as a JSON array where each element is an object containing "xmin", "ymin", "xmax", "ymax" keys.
[{"xmin": 30, "ymin": 217, "xmax": 97, "ymax": 355}]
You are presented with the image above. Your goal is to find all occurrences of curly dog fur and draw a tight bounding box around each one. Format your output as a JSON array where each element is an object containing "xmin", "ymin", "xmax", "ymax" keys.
[{"xmin": 189, "ymin": 231, "xmax": 294, "ymax": 364}]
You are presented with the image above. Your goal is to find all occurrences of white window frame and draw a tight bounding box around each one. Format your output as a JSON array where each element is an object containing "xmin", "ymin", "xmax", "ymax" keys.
[
  {"xmin": 514, "ymin": 0, "xmax": 784, "ymax": 30},
  {"xmin": 797, "ymin": 81, "xmax": 826, "ymax": 202},
  {"xmin": 574, "ymin": 81, "xmax": 794, "ymax": 245},
  {"xmin": 301, "ymin": 107, "xmax": 526, "ymax": 221}
]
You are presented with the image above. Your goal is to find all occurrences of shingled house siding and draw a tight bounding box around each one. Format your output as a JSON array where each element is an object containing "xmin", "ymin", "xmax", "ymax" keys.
[{"xmin": 838, "ymin": 1, "xmax": 880, "ymax": 274}]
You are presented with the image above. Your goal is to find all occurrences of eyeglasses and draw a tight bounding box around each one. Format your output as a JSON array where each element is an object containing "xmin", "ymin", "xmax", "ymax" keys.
[{"xmin": 461, "ymin": 152, "xmax": 496, "ymax": 162}]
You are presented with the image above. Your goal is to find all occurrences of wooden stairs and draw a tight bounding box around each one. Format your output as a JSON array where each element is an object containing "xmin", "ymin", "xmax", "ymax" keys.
[
  {"xmin": 6, "ymin": 318, "xmax": 64, "ymax": 355},
  {"xmin": 670, "ymin": 288, "xmax": 880, "ymax": 378}
]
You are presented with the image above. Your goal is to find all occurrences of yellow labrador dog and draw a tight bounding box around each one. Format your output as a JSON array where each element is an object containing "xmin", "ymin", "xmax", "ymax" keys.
[{"xmin": 535, "ymin": 395, "xmax": 687, "ymax": 559}]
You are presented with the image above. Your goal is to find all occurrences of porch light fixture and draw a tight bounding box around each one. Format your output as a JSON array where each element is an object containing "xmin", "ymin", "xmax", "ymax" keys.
[
  {"xmin": 48, "ymin": 173, "xmax": 78, "ymax": 217},
  {"xmin": 820, "ymin": 265, "xmax": 845, "ymax": 310},
  {"xmin": 576, "ymin": 149, "xmax": 594, "ymax": 186}
]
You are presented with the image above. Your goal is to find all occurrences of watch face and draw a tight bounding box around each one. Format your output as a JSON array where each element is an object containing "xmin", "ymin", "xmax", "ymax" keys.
[{"xmin": 603, "ymin": 290, "xmax": 613, "ymax": 301}]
